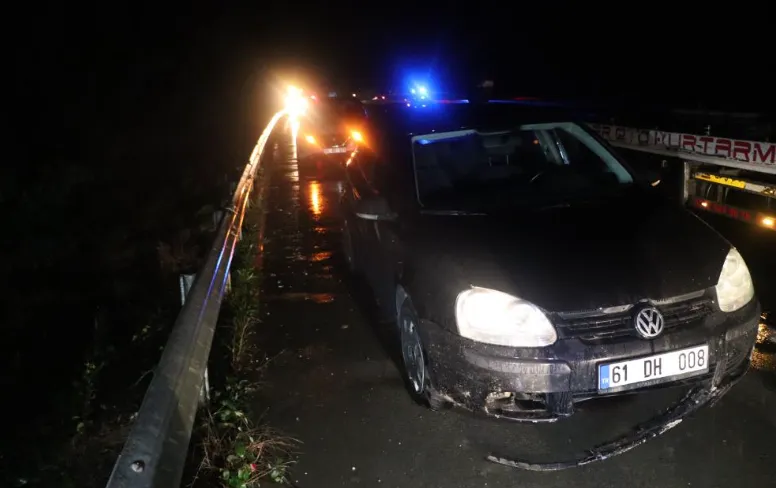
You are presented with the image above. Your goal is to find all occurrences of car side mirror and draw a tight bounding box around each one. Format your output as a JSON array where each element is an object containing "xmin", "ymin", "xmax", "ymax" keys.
[{"xmin": 354, "ymin": 195, "xmax": 396, "ymax": 221}]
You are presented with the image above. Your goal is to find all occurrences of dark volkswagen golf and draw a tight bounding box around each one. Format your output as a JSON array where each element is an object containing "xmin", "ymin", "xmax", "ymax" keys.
[{"xmin": 341, "ymin": 101, "xmax": 760, "ymax": 424}]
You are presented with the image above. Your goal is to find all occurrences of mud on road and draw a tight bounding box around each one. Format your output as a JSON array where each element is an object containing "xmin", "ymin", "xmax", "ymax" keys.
[{"xmin": 253, "ymin": 136, "xmax": 776, "ymax": 488}]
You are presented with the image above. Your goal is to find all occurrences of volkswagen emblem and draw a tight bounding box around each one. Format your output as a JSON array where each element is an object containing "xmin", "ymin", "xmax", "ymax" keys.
[{"xmin": 633, "ymin": 306, "xmax": 665, "ymax": 339}]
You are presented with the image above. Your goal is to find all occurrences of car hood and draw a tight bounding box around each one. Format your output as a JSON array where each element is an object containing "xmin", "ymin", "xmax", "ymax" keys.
[{"xmin": 406, "ymin": 194, "xmax": 731, "ymax": 312}]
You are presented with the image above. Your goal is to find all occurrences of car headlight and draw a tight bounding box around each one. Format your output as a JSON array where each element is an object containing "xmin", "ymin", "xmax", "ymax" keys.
[
  {"xmin": 715, "ymin": 248, "xmax": 755, "ymax": 312},
  {"xmin": 455, "ymin": 287, "xmax": 557, "ymax": 347}
]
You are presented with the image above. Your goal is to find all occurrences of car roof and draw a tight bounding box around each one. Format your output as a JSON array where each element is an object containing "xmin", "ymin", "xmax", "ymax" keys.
[{"xmin": 363, "ymin": 101, "xmax": 586, "ymax": 138}]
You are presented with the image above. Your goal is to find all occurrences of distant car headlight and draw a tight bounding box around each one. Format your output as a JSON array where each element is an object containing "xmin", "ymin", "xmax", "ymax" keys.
[
  {"xmin": 455, "ymin": 287, "xmax": 557, "ymax": 347},
  {"xmin": 715, "ymin": 248, "xmax": 755, "ymax": 312}
]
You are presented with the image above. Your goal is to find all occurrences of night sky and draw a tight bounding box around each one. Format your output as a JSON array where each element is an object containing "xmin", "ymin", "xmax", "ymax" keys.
[
  {"xmin": 17, "ymin": 3, "xmax": 773, "ymax": 103},
  {"xmin": 10, "ymin": 1, "xmax": 774, "ymax": 168}
]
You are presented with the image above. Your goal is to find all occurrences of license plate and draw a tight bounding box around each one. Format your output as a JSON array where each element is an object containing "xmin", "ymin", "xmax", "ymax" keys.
[
  {"xmin": 598, "ymin": 344, "xmax": 709, "ymax": 392},
  {"xmin": 323, "ymin": 147, "xmax": 347, "ymax": 154}
]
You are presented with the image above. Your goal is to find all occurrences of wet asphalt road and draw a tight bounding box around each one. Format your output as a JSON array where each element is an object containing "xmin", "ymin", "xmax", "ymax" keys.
[{"xmin": 256, "ymin": 134, "xmax": 776, "ymax": 488}]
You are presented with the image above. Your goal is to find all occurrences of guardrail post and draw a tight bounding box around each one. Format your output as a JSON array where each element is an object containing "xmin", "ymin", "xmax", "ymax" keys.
[
  {"xmin": 213, "ymin": 210, "xmax": 224, "ymax": 234},
  {"xmin": 178, "ymin": 274, "xmax": 196, "ymax": 308},
  {"xmin": 179, "ymin": 274, "xmax": 210, "ymax": 406},
  {"xmin": 212, "ymin": 209, "xmax": 233, "ymax": 294}
]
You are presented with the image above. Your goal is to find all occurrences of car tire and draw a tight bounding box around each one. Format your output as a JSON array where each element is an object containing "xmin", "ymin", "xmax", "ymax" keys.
[
  {"xmin": 342, "ymin": 218, "xmax": 359, "ymax": 274},
  {"xmin": 398, "ymin": 299, "xmax": 449, "ymax": 411}
]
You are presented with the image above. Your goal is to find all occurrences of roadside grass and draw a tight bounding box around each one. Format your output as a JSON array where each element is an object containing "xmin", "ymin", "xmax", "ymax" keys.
[{"xmin": 191, "ymin": 171, "xmax": 299, "ymax": 488}]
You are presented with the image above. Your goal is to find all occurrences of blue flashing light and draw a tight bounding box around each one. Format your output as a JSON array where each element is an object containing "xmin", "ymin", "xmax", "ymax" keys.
[{"xmin": 408, "ymin": 82, "xmax": 431, "ymax": 100}]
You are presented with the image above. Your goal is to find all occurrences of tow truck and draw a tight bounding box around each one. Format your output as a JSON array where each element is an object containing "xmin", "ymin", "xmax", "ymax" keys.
[
  {"xmin": 587, "ymin": 121, "xmax": 776, "ymax": 232},
  {"xmin": 293, "ymin": 92, "xmax": 367, "ymax": 177}
]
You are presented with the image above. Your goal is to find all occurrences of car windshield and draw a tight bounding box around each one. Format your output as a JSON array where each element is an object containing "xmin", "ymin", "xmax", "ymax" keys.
[{"xmin": 411, "ymin": 122, "xmax": 635, "ymax": 211}]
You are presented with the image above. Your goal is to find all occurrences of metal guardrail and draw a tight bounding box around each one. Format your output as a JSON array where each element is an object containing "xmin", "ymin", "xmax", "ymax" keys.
[{"xmin": 105, "ymin": 110, "xmax": 286, "ymax": 488}]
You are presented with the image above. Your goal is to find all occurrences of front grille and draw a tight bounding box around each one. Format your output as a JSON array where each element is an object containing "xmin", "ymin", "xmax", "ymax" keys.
[{"xmin": 554, "ymin": 296, "xmax": 713, "ymax": 342}]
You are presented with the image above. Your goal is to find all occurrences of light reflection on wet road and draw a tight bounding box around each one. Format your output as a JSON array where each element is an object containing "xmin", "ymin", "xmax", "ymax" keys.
[{"xmin": 256, "ymin": 133, "xmax": 776, "ymax": 488}]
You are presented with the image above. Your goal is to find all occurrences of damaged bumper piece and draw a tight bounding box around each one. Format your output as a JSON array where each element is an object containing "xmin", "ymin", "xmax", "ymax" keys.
[{"xmin": 486, "ymin": 359, "xmax": 744, "ymax": 471}]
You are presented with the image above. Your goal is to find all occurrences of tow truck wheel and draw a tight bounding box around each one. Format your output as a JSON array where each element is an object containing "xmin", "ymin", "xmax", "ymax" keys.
[{"xmin": 398, "ymin": 299, "xmax": 449, "ymax": 411}]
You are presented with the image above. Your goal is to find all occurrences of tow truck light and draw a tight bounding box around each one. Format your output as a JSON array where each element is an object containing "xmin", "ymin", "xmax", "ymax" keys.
[
  {"xmin": 304, "ymin": 135, "xmax": 316, "ymax": 144},
  {"xmin": 690, "ymin": 198, "xmax": 776, "ymax": 230},
  {"xmin": 351, "ymin": 130, "xmax": 363, "ymax": 142},
  {"xmin": 285, "ymin": 86, "xmax": 308, "ymax": 116}
]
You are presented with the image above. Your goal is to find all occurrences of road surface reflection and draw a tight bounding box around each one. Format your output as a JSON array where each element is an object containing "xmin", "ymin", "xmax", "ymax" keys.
[{"xmin": 309, "ymin": 181, "xmax": 322, "ymax": 217}]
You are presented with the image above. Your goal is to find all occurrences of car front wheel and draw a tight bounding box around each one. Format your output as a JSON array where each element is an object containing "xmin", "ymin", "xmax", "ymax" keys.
[{"xmin": 398, "ymin": 299, "xmax": 448, "ymax": 410}]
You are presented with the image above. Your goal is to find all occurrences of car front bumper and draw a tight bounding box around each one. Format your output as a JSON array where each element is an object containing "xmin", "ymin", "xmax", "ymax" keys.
[{"xmin": 421, "ymin": 298, "xmax": 760, "ymax": 422}]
